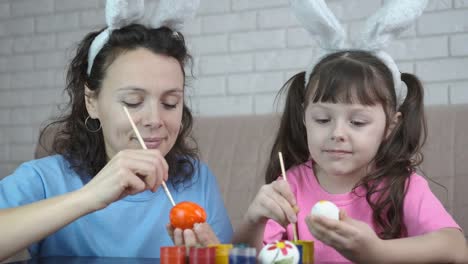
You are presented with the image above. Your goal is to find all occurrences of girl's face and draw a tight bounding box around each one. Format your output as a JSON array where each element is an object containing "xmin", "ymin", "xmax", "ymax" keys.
[
  {"xmin": 304, "ymin": 102, "xmax": 390, "ymax": 183},
  {"xmin": 85, "ymin": 48, "xmax": 184, "ymax": 159}
]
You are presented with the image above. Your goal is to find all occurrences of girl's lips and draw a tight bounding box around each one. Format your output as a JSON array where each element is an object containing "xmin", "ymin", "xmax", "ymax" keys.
[
  {"xmin": 323, "ymin": 149, "xmax": 352, "ymax": 158},
  {"xmin": 324, "ymin": 150, "xmax": 352, "ymax": 154}
]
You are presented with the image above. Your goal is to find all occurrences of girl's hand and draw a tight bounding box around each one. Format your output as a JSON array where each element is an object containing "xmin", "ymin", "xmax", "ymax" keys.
[
  {"xmin": 305, "ymin": 210, "xmax": 383, "ymax": 263},
  {"xmin": 80, "ymin": 149, "xmax": 168, "ymax": 210},
  {"xmin": 245, "ymin": 179, "xmax": 297, "ymax": 226},
  {"xmin": 166, "ymin": 223, "xmax": 220, "ymax": 247}
]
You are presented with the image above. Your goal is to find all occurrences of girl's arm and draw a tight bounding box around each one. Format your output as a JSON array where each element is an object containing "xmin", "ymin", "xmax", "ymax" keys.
[
  {"xmin": 232, "ymin": 217, "xmax": 268, "ymax": 251},
  {"xmin": 232, "ymin": 180, "xmax": 297, "ymax": 251},
  {"xmin": 307, "ymin": 212, "xmax": 467, "ymax": 263},
  {"xmin": 378, "ymin": 228, "xmax": 468, "ymax": 264},
  {"xmin": 0, "ymin": 189, "xmax": 96, "ymax": 261}
]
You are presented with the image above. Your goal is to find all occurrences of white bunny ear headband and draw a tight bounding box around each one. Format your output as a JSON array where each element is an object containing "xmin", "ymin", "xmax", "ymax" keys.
[
  {"xmin": 87, "ymin": 0, "xmax": 200, "ymax": 75},
  {"xmin": 290, "ymin": 0, "xmax": 428, "ymax": 107}
]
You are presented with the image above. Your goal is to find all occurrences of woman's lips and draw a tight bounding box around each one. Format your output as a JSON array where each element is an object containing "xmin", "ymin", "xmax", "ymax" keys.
[
  {"xmin": 143, "ymin": 138, "xmax": 163, "ymax": 149},
  {"xmin": 131, "ymin": 137, "xmax": 164, "ymax": 149}
]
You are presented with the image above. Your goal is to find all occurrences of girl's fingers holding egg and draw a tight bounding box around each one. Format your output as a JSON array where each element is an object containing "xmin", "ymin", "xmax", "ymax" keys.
[
  {"xmin": 306, "ymin": 214, "xmax": 346, "ymax": 247},
  {"xmin": 320, "ymin": 229, "xmax": 349, "ymax": 249},
  {"xmin": 310, "ymin": 213, "xmax": 356, "ymax": 239},
  {"xmin": 305, "ymin": 215, "xmax": 328, "ymax": 239},
  {"xmin": 307, "ymin": 214, "xmax": 327, "ymax": 230},
  {"xmin": 315, "ymin": 215, "xmax": 340, "ymax": 230},
  {"xmin": 306, "ymin": 215, "xmax": 334, "ymax": 240},
  {"xmin": 325, "ymin": 210, "xmax": 361, "ymax": 237}
]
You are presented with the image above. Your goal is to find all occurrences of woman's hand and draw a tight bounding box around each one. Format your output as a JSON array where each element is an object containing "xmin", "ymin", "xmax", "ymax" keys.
[
  {"xmin": 305, "ymin": 210, "xmax": 383, "ymax": 263},
  {"xmin": 80, "ymin": 149, "xmax": 168, "ymax": 211},
  {"xmin": 244, "ymin": 179, "xmax": 297, "ymax": 226},
  {"xmin": 166, "ymin": 223, "xmax": 220, "ymax": 247}
]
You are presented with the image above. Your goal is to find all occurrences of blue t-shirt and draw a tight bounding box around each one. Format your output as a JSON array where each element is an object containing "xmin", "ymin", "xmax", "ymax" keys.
[{"xmin": 0, "ymin": 155, "xmax": 233, "ymax": 258}]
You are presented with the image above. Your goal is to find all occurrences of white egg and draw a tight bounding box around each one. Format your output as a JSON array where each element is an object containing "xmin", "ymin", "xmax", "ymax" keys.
[
  {"xmin": 258, "ymin": 240, "xmax": 300, "ymax": 264},
  {"xmin": 310, "ymin": 200, "xmax": 340, "ymax": 220}
]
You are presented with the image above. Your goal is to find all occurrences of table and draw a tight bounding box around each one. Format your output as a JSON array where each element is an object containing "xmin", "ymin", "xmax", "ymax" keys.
[{"xmin": 8, "ymin": 257, "xmax": 161, "ymax": 264}]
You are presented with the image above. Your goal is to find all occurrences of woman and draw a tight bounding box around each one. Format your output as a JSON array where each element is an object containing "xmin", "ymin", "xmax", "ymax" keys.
[{"xmin": 0, "ymin": 23, "xmax": 232, "ymax": 261}]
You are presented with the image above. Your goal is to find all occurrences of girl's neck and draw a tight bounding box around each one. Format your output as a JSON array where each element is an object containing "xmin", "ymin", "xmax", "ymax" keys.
[{"xmin": 312, "ymin": 163, "xmax": 367, "ymax": 194}]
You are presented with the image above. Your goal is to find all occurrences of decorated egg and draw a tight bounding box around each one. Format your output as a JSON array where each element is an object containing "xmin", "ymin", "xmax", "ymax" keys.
[
  {"xmin": 170, "ymin": 201, "xmax": 207, "ymax": 229},
  {"xmin": 310, "ymin": 200, "xmax": 339, "ymax": 220},
  {"xmin": 258, "ymin": 240, "xmax": 300, "ymax": 264}
]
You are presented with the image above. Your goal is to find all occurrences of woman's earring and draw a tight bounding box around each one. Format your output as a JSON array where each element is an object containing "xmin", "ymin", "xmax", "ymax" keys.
[{"xmin": 85, "ymin": 116, "xmax": 101, "ymax": 133}]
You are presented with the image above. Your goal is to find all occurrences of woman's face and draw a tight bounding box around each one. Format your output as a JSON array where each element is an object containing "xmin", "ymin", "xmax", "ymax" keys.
[{"xmin": 85, "ymin": 48, "xmax": 184, "ymax": 159}]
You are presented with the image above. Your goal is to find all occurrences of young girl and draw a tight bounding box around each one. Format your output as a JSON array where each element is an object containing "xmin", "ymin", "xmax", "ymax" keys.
[{"xmin": 233, "ymin": 50, "xmax": 468, "ymax": 263}]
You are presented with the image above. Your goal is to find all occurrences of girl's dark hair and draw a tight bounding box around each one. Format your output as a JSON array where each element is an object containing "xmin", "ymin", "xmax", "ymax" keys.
[
  {"xmin": 266, "ymin": 50, "xmax": 427, "ymax": 239},
  {"xmin": 39, "ymin": 24, "xmax": 198, "ymax": 185}
]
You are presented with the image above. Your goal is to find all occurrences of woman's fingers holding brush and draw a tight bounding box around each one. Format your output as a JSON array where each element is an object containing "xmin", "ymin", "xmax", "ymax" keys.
[{"xmin": 80, "ymin": 149, "xmax": 168, "ymax": 210}]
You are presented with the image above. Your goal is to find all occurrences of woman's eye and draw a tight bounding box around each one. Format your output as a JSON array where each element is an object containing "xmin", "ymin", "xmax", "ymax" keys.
[
  {"xmin": 122, "ymin": 101, "xmax": 142, "ymax": 108},
  {"xmin": 162, "ymin": 103, "xmax": 177, "ymax": 109}
]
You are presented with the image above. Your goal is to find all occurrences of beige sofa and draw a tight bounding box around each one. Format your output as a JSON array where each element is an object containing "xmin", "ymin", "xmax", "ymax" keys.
[{"xmin": 4, "ymin": 104, "xmax": 468, "ymax": 262}]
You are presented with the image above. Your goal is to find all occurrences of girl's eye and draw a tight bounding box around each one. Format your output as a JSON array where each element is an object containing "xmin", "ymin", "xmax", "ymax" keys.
[
  {"xmin": 315, "ymin": 118, "xmax": 330, "ymax": 124},
  {"xmin": 350, "ymin": 120, "xmax": 367, "ymax": 127}
]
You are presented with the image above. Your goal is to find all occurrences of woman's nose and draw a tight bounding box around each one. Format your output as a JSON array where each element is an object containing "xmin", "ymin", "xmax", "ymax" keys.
[{"xmin": 142, "ymin": 104, "xmax": 163, "ymax": 128}]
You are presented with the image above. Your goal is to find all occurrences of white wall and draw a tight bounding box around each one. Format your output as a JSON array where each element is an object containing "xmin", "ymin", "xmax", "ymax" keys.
[{"xmin": 0, "ymin": 0, "xmax": 468, "ymax": 175}]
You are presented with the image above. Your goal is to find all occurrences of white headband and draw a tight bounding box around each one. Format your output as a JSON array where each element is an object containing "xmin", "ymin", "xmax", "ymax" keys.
[
  {"xmin": 87, "ymin": 0, "xmax": 200, "ymax": 75},
  {"xmin": 290, "ymin": 0, "xmax": 428, "ymax": 107}
]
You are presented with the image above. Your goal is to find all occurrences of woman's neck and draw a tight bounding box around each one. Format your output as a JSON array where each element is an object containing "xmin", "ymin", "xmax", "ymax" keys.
[{"xmin": 313, "ymin": 163, "xmax": 367, "ymax": 194}]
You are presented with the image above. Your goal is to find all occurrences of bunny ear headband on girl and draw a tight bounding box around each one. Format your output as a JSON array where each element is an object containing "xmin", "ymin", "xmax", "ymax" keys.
[
  {"xmin": 87, "ymin": 0, "xmax": 200, "ymax": 75},
  {"xmin": 290, "ymin": 0, "xmax": 428, "ymax": 108}
]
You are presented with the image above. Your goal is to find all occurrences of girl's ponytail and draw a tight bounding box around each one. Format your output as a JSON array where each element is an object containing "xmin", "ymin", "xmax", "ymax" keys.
[
  {"xmin": 265, "ymin": 72, "xmax": 310, "ymax": 184},
  {"xmin": 367, "ymin": 72, "xmax": 427, "ymax": 239},
  {"xmin": 398, "ymin": 72, "xmax": 427, "ymax": 161}
]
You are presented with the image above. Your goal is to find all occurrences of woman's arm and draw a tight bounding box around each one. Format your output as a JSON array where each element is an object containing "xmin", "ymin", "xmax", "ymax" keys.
[
  {"xmin": 0, "ymin": 189, "xmax": 96, "ymax": 261},
  {"xmin": 378, "ymin": 228, "xmax": 468, "ymax": 264},
  {"xmin": 167, "ymin": 163, "xmax": 234, "ymax": 247},
  {"xmin": 0, "ymin": 149, "xmax": 168, "ymax": 262}
]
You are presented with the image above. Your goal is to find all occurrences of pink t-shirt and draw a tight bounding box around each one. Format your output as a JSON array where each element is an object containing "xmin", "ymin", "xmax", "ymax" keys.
[{"xmin": 263, "ymin": 161, "xmax": 461, "ymax": 263}]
